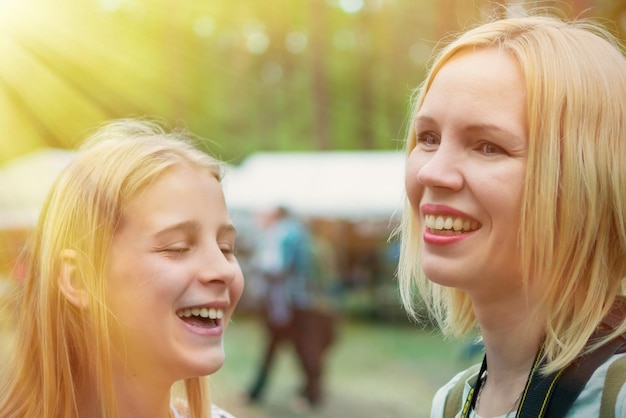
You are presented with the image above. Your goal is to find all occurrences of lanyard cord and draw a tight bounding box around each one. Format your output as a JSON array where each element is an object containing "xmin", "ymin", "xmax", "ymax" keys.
[
  {"xmin": 460, "ymin": 354, "xmax": 488, "ymax": 418},
  {"xmin": 460, "ymin": 343, "xmax": 550, "ymax": 418}
]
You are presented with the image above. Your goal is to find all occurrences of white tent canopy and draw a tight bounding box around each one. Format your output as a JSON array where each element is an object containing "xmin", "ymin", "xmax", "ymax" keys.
[
  {"xmin": 0, "ymin": 148, "xmax": 76, "ymax": 229},
  {"xmin": 223, "ymin": 151, "xmax": 406, "ymax": 220},
  {"xmin": 0, "ymin": 149, "xmax": 407, "ymax": 229}
]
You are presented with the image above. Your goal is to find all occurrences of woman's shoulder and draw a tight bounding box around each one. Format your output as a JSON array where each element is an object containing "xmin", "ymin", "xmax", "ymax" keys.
[
  {"xmin": 569, "ymin": 352, "xmax": 626, "ymax": 417},
  {"xmin": 431, "ymin": 363, "xmax": 482, "ymax": 418}
]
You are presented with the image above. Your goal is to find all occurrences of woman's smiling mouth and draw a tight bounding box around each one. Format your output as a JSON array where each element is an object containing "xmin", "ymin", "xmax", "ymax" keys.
[{"xmin": 424, "ymin": 214, "xmax": 481, "ymax": 235}]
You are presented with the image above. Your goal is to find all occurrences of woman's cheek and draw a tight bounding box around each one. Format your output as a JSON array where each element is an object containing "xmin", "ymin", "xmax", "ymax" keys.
[{"xmin": 405, "ymin": 161, "xmax": 424, "ymax": 212}]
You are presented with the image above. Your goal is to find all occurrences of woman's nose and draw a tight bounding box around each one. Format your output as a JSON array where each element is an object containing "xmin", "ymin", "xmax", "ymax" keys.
[{"xmin": 414, "ymin": 142, "xmax": 464, "ymax": 191}]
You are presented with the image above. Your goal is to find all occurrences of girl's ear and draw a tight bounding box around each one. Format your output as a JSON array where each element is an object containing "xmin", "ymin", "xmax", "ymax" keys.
[{"xmin": 58, "ymin": 249, "xmax": 89, "ymax": 309}]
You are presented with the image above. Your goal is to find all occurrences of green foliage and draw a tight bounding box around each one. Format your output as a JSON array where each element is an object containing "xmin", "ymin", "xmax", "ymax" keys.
[{"xmin": 0, "ymin": 0, "xmax": 624, "ymax": 164}]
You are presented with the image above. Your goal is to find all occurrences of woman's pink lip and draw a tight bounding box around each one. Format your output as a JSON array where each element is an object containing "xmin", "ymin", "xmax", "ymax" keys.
[
  {"xmin": 423, "ymin": 228, "xmax": 477, "ymax": 245},
  {"xmin": 420, "ymin": 203, "xmax": 481, "ymax": 245},
  {"xmin": 420, "ymin": 203, "xmax": 473, "ymax": 218}
]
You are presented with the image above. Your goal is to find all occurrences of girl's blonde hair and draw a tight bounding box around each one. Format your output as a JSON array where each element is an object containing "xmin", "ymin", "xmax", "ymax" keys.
[
  {"xmin": 0, "ymin": 118, "xmax": 223, "ymax": 417},
  {"xmin": 398, "ymin": 14, "xmax": 626, "ymax": 373}
]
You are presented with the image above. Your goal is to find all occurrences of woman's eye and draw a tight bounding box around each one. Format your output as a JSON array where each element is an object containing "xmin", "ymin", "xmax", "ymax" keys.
[
  {"xmin": 478, "ymin": 142, "xmax": 506, "ymax": 156},
  {"xmin": 416, "ymin": 132, "xmax": 440, "ymax": 148}
]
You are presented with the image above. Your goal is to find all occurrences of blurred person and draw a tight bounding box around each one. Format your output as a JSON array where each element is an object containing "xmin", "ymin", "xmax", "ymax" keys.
[
  {"xmin": 0, "ymin": 119, "xmax": 244, "ymax": 418},
  {"xmin": 398, "ymin": 12, "xmax": 626, "ymax": 418},
  {"xmin": 246, "ymin": 206, "xmax": 335, "ymax": 410},
  {"xmin": 309, "ymin": 218, "xmax": 344, "ymax": 315}
]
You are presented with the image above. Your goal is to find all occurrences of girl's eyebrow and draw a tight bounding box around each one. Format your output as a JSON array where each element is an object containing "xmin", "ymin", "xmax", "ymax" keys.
[
  {"xmin": 153, "ymin": 220, "xmax": 201, "ymax": 238},
  {"xmin": 153, "ymin": 221, "xmax": 237, "ymax": 238},
  {"xmin": 219, "ymin": 224, "xmax": 237, "ymax": 236}
]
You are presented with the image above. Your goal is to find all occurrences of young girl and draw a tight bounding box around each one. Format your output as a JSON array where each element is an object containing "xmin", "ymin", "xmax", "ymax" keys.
[{"xmin": 0, "ymin": 119, "xmax": 244, "ymax": 418}]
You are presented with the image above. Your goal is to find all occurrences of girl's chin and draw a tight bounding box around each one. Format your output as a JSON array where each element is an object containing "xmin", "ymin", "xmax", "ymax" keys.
[{"xmin": 180, "ymin": 355, "xmax": 225, "ymax": 379}]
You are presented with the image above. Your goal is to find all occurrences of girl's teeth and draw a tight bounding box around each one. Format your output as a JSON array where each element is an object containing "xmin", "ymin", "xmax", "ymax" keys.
[{"xmin": 176, "ymin": 308, "xmax": 224, "ymax": 319}]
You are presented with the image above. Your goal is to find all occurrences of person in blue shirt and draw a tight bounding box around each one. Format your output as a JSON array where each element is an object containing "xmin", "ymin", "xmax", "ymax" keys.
[{"xmin": 247, "ymin": 205, "xmax": 335, "ymax": 410}]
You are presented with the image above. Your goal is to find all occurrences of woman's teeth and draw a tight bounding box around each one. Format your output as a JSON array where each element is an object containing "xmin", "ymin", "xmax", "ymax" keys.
[
  {"xmin": 425, "ymin": 215, "xmax": 480, "ymax": 234},
  {"xmin": 177, "ymin": 307, "xmax": 224, "ymax": 320}
]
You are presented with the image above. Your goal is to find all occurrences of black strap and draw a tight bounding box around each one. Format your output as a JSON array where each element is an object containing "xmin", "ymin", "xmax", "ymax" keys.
[
  {"xmin": 543, "ymin": 335, "xmax": 625, "ymax": 418},
  {"xmin": 461, "ymin": 346, "xmax": 548, "ymax": 418},
  {"xmin": 459, "ymin": 356, "xmax": 488, "ymax": 418},
  {"xmin": 542, "ymin": 297, "xmax": 626, "ymax": 417},
  {"xmin": 515, "ymin": 355, "xmax": 562, "ymax": 418},
  {"xmin": 460, "ymin": 297, "xmax": 626, "ymax": 418}
]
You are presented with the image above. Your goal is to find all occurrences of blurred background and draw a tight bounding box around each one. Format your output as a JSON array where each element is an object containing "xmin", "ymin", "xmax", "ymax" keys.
[{"xmin": 0, "ymin": 0, "xmax": 624, "ymax": 417}]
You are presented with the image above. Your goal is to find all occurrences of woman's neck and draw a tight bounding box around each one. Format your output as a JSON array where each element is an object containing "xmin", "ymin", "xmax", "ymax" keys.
[{"xmin": 472, "ymin": 295, "xmax": 545, "ymax": 417}]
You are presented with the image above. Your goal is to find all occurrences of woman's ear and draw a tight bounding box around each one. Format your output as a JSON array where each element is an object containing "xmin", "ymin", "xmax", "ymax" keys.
[{"xmin": 58, "ymin": 249, "xmax": 89, "ymax": 309}]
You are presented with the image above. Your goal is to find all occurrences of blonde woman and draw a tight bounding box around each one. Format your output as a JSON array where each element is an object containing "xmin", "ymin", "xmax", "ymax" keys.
[
  {"xmin": 399, "ymin": 13, "xmax": 626, "ymax": 418},
  {"xmin": 0, "ymin": 119, "xmax": 243, "ymax": 418}
]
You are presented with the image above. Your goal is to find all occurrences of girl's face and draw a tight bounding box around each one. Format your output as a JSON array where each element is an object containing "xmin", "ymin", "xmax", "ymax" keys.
[
  {"xmin": 105, "ymin": 164, "xmax": 244, "ymax": 384},
  {"xmin": 405, "ymin": 47, "xmax": 528, "ymax": 300}
]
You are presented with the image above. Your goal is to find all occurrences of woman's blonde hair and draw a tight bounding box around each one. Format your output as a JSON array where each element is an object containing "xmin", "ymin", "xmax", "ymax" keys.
[
  {"xmin": 0, "ymin": 118, "xmax": 224, "ymax": 417},
  {"xmin": 398, "ymin": 14, "xmax": 626, "ymax": 373}
]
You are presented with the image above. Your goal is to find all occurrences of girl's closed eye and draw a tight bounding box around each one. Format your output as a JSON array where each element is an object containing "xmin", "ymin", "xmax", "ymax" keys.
[
  {"xmin": 156, "ymin": 243, "xmax": 192, "ymax": 258},
  {"xmin": 219, "ymin": 243, "xmax": 237, "ymax": 259}
]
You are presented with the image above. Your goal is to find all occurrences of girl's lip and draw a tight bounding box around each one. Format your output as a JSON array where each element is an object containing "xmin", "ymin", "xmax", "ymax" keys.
[
  {"xmin": 177, "ymin": 301, "xmax": 230, "ymax": 311},
  {"xmin": 179, "ymin": 317, "xmax": 224, "ymax": 337}
]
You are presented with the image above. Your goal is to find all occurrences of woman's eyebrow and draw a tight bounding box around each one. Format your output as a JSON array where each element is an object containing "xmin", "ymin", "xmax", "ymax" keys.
[{"xmin": 464, "ymin": 122, "xmax": 519, "ymax": 138}]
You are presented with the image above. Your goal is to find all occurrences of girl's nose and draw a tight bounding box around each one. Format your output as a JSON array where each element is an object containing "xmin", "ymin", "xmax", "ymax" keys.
[{"xmin": 197, "ymin": 246, "xmax": 240, "ymax": 286}]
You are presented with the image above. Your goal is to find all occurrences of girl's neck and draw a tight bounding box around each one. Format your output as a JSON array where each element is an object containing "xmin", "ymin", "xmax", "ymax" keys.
[
  {"xmin": 113, "ymin": 373, "xmax": 172, "ymax": 418},
  {"xmin": 76, "ymin": 368, "xmax": 173, "ymax": 418}
]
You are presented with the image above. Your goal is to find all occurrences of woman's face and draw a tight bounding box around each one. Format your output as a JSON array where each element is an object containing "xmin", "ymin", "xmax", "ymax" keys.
[
  {"xmin": 405, "ymin": 47, "xmax": 528, "ymax": 299},
  {"xmin": 105, "ymin": 164, "xmax": 244, "ymax": 383}
]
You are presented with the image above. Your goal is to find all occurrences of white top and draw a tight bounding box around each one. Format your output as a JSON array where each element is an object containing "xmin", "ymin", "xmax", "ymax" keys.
[
  {"xmin": 430, "ymin": 353, "xmax": 626, "ymax": 418},
  {"xmin": 170, "ymin": 403, "xmax": 235, "ymax": 418}
]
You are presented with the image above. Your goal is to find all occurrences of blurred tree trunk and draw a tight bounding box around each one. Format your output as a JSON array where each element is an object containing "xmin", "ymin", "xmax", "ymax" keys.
[
  {"xmin": 357, "ymin": 10, "xmax": 375, "ymax": 150},
  {"xmin": 163, "ymin": 0, "xmax": 187, "ymax": 122},
  {"xmin": 602, "ymin": 0, "xmax": 626, "ymax": 43},
  {"xmin": 309, "ymin": 0, "xmax": 331, "ymax": 150},
  {"xmin": 437, "ymin": 0, "xmax": 491, "ymax": 37},
  {"xmin": 568, "ymin": 0, "xmax": 594, "ymax": 16}
]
